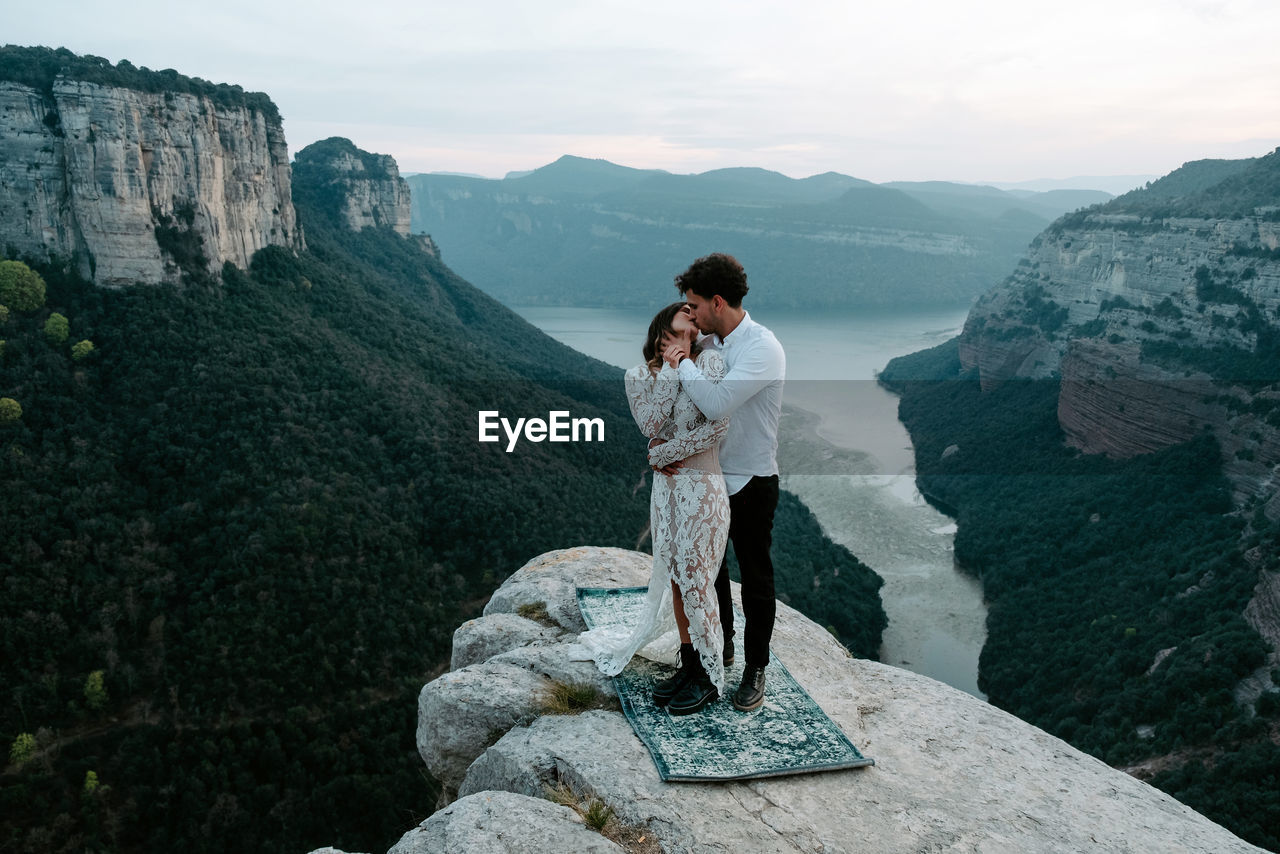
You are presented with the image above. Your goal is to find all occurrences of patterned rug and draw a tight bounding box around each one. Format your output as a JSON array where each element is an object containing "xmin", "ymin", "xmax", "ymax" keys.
[{"xmin": 576, "ymin": 586, "xmax": 875, "ymax": 782}]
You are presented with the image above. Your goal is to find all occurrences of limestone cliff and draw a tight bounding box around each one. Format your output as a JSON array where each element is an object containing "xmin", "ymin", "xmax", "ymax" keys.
[
  {"xmin": 290, "ymin": 137, "xmax": 438, "ymax": 257},
  {"xmin": 958, "ymin": 152, "xmax": 1280, "ymax": 511},
  {"xmin": 0, "ymin": 56, "xmax": 302, "ymax": 285},
  {"xmin": 313, "ymin": 546, "xmax": 1267, "ymax": 854}
]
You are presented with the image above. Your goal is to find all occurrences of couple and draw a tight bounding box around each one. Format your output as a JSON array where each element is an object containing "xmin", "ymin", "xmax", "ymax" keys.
[{"xmin": 577, "ymin": 252, "xmax": 785, "ymax": 716}]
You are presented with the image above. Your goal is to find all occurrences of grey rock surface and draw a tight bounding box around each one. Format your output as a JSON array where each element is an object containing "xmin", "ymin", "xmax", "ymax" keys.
[
  {"xmin": 387, "ymin": 791, "xmax": 621, "ymax": 854},
  {"xmin": 0, "ymin": 79, "xmax": 301, "ymax": 286},
  {"xmin": 419, "ymin": 546, "xmax": 1265, "ymax": 854},
  {"xmin": 450, "ymin": 612, "xmax": 565, "ymax": 671},
  {"xmin": 416, "ymin": 657, "xmax": 550, "ymax": 799},
  {"xmin": 957, "ymin": 211, "xmax": 1280, "ymax": 506},
  {"xmin": 483, "ymin": 546, "xmax": 654, "ymax": 632},
  {"xmin": 419, "ymin": 547, "xmax": 651, "ymax": 799},
  {"xmin": 320, "ymin": 147, "xmax": 414, "ymax": 236}
]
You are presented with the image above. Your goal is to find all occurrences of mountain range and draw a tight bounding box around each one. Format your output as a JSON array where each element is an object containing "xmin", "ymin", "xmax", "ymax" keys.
[{"xmin": 406, "ymin": 155, "xmax": 1112, "ymax": 310}]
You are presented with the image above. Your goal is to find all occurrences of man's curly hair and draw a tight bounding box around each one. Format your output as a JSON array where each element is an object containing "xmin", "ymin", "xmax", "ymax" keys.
[{"xmin": 674, "ymin": 252, "xmax": 748, "ymax": 307}]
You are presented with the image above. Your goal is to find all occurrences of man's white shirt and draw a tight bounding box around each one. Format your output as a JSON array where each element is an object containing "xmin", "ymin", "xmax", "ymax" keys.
[{"xmin": 677, "ymin": 311, "xmax": 785, "ymax": 495}]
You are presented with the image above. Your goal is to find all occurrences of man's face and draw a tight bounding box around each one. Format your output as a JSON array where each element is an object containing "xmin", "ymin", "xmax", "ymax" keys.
[{"xmin": 682, "ymin": 293, "xmax": 716, "ymax": 334}]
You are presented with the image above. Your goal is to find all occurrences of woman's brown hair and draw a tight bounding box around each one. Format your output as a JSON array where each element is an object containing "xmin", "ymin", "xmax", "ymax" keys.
[{"xmin": 642, "ymin": 301, "xmax": 700, "ymax": 371}]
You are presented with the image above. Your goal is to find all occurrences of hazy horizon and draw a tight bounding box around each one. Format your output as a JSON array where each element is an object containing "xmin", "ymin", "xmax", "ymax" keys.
[
  {"xmin": 405, "ymin": 156, "xmax": 1157, "ymax": 195},
  {"xmin": 8, "ymin": 0, "xmax": 1280, "ymax": 186}
]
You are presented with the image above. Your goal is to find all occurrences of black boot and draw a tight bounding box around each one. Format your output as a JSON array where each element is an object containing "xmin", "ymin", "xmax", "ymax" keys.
[
  {"xmin": 732, "ymin": 664, "xmax": 767, "ymax": 712},
  {"xmin": 653, "ymin": 643, "xmax": 698, "ymax": 707},
  {"xmin": 668, "ymin": 651, "xmax": 719, "ymax": 716}
]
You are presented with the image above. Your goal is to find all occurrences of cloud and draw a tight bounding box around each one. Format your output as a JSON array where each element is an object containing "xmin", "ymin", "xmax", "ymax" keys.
[{"xmin": 9, "ymin": 0, "xmax": 1280, "ymax": 182}]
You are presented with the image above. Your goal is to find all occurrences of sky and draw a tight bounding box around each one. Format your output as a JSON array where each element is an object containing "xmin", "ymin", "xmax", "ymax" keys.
[{"xmin": 8, "ymin": 0, "xmax": 1280, "ymax": 187}]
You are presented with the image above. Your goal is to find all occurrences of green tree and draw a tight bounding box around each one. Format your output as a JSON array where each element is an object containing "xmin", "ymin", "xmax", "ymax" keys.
[
  {"xmin": 83, "ymin": 770, "xmax": 100, "ymax": 795},
  {"xmin": 0, "ymin": 260, "xmax": 46, "ymax": 311},
  {"xmin": 0, "ymin": 397, "xmax": 20, "ymax": 422},
  {"xmin": 84, "ymin": 670, "xmax": 108, "ymax": 710},
  {"xmin": 71, "ymin": 339, "xmax": 95, "ymax": 361},
  {"xmin": 9, "ymin": 733, "xmax": 36, "ymax": 767},
  {"xmin": 44, "ymin": 312, "xmax": 69, "ymax": 345},
  {"xmin": 0, "ymin": 304, "xmax": 9, "ymax": 323}
]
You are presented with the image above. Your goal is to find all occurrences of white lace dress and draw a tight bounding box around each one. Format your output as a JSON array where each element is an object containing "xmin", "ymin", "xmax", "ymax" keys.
[{"xmin": 570, "ymin": 349, "xmax": 730, "ymax": 693}]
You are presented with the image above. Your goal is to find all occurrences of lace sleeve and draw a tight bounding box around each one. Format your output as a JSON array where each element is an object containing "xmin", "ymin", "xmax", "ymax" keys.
[
  {"xmin": 625, "ymin": 363, "xmax": 680, "ymax": 438},
  {"xmin": 647, "ymin": 350, "xmax": 730, "ymax": 468}
]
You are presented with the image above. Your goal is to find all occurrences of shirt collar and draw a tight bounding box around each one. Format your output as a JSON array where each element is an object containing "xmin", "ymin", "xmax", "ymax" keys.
[{"xmin": 718, "ymin": 311, "xmax": 753, "ymax": 349}]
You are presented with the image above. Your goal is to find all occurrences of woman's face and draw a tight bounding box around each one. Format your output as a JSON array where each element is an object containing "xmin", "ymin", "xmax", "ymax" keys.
[{"xmin": 669, "ymin": 305, "xmax": 696, "ymax": 337}]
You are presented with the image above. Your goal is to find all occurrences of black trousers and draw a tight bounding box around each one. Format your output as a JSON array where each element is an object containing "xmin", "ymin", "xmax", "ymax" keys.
[{"xmin": 714, "ymin": 474, "xmax": 779, "ymax": 667}]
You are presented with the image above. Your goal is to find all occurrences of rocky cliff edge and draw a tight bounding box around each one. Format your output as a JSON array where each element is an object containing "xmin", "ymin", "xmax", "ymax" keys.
[
  {"xmin": 0, "ymin": 75, "xmax": 302, "ymax": 285},
  {"xmin": 314, "ymin": 546, "xmax": 1263, "ymax": 854}
]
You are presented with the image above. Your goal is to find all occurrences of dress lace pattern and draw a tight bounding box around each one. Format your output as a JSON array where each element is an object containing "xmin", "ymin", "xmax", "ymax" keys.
[{"xmin": 571, "ymin": 350, "xmax": 730, "ymax": 693}]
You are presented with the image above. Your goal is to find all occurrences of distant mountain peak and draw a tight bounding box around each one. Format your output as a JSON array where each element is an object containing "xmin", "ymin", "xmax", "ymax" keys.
[{"xmin": 505, "ymin": 155, "xmax": 668, "ymax": 195}]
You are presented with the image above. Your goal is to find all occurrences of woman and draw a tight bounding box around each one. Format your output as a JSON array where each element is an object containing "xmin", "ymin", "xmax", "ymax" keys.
[{"xmin": 574, "ymin": 302, "xmax": 730, "ymax": 715}]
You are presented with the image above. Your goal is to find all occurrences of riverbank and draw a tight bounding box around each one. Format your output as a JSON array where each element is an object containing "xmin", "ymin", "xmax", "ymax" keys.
[{"xmin": 778, "ymin": 401, "xmax": 986, "ymax": 698}]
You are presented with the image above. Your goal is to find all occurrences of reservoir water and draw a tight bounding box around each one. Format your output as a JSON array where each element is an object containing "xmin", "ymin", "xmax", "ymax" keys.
[{"xmin": 512, "ymin": 303, "xmax": 988, "ymax": 698}]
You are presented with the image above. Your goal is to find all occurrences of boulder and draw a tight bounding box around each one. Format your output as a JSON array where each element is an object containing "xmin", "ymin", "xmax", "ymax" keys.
[
  {"xmin": 450, "ymin": 612, "xmax": 565, "ymax": 671},
  {"xmin": 387, "ymin": 790, "xmax": 622, "ymax": 854},
  {"xmin": 483, "ymin": 546, "xmax": 653, "ymax": 631}
]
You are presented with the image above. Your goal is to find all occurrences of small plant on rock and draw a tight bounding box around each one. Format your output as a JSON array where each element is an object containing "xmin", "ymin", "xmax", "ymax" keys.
[
  {"xmin": 517, "ymin": 600, "xmax": 556, "ymax": 626},
  {"xmin": 583, "ymin": 798, "xmax": 614, "ymax": 831},
  {"xmin": 542, "ymin": 679, "xmax": 611, "ymax": 715}
]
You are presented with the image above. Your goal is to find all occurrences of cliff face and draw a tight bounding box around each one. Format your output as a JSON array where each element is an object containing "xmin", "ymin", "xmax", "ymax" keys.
[
  {"xmin": 309, "ymin": 546, "xmax": 1266, "ymax": 854},
  {"xmin": 326, "ymin": 147, "xmax": 413, "ymax": 236},
  {"xmin": 958, "ymin": 156, "xmax": 1280, "ymax": 510},
  {"xmin": 0, "ymin": 78, "xmax": 302, "ymax": 285},
  {"xmin": 290, "ymin": 137, "xmax": 437, "ymax": 256}
]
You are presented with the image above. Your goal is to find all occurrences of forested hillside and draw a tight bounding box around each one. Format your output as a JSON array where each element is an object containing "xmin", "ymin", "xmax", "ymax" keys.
[
  {"xmin": 1, "ymin": 97, "xmax": 887, "ymax": 851},
  {"xmin": 881, "ymin": 342, "xmax": 1280, "ymax": 851},
  {"xmin": 0, "ymin": 142, "xmax": 654, "ymax": 850}
]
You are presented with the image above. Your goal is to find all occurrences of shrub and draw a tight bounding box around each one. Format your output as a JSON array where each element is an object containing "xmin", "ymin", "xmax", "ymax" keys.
[
  {"xmin": 84, "ymin": 670, "xmax": 109, "ymax": 710},
  {"xmin": 9, "ymin": 732, "xmax": 36, "ymax": 767},
  {"xmin": 44, "ymin": 312, "xmax": 69, "ymax": 344},
  {"xmin": 0, "ymin": 260, "xmax": 46, "ymax": 311}
]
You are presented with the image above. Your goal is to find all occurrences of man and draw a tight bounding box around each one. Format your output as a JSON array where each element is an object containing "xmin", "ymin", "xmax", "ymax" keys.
[{"xmin": 660, "ymin": 252, "xmax": 785, "ymax": 712}]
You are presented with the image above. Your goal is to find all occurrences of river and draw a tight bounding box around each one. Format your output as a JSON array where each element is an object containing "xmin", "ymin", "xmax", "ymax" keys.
[{"xmin": 511, "ymin": 303, "xmax": 987, "ymax": 698}]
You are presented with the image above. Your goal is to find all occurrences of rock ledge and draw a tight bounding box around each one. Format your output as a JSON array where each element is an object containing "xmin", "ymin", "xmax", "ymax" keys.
[{"xmin": 328, "ymin": 546, "xmax": 1267, "ymax": 853}]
